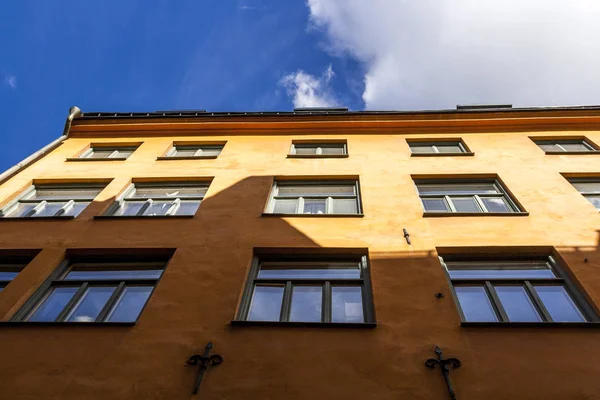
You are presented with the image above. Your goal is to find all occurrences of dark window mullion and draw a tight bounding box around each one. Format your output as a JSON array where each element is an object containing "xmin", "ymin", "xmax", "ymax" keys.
[
  {"xmin": 524, "ymin": 280, "xmax": 553, "ymax": 322},
  {"xmin": 484, "ymin": 281, "xmax": 509, "ymax": 322},
  {"xmin": 323, "ymin": 281, "xmax": 332, "ymax": 323},
  {"xmin": 56, "ymin": 283, "xmax": 88, "ymax": 322},
  {"xmin": 96, "ymin": 282, "xmax": 126, "ymax": 322},
  {"xmin": 280, "ymin": 281, "xmax": 293, "ymax": 322}
]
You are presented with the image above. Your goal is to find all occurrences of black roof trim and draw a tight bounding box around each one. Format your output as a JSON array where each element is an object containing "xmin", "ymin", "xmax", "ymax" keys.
[{"xmin": 78, "ymin": 105, "xmax": 600, "ymax": 120}]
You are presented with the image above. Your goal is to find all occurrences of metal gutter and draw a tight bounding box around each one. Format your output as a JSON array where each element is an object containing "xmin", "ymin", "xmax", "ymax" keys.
[
  {"xmin": 78, "ymin": 104, "xmax": 600, "ymax": 120},
  {"xmin": 0, "ymin": 106, "xmax": 81, "ymax": 186}
]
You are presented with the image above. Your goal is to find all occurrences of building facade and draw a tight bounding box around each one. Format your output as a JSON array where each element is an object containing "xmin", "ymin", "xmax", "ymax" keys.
[{"xmin": 1, "ymin": 106, "xmax": 600, "ymax": 399}]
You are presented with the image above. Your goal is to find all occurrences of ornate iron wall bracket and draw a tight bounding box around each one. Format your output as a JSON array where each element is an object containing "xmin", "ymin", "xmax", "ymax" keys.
[
  {"xmin": 425, "ymin": 346, "xmax": 461, "ymax": 400},
  {"xmin": 186, "ymin": 342, "xmax": 223, "ymax": 395}
]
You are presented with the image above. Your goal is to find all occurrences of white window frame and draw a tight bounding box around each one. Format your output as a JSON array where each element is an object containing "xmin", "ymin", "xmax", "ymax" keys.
[
  {"xmin": 267, "ymin": 180, "xmax": 361, "ymax": 215},
  {"xmin": 408, "ymin": 141, "xmax": 467, "ymax": 154},
  {"xmin": 106, "ymin": 182, "xmax": 208, "ymax": 217},
  {"xmin": 534, "ymin": 139, "xmax": 597, "ymax": 153},
  {"xmin": 0, "ymin": 184, "xmax": 105, "ymax": 218},
  {"xmin": 80, "ymin": 146, "xmax": 137, "ymax": 159},
  {"xmin": 289, "ymin": 142, "xmax": 347, "ymax": 156},
  {"xmin": 166, "ymin": 144, "xmax": 224, "ymax": 158}
]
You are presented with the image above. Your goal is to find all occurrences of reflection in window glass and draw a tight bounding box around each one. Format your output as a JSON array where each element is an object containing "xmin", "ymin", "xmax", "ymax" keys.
[
  {"xmin": 452, "ymin": 197, "xmax": 480, "ymax": 212},
  {"xmin": 422, "ymin": 198, "xmax": 449, "ymax": 212},
  {"xmin": 303, "ymin": 199, "xmax": 326, "ymax": 214},
  {"xmin": 495, "ymin": 286, "xmax": 541, "ymax": 322},
  {"xmin": 107, "ymin": 286, "xmax": 153, "ymax": 322},
  {"xmin": 332, "ymin": 286, "xmax": 364, "ymax": 323},
  {"xmin": 273, "ymin": 199, "xmax": 298, "ymax": 214},
  {"xmin": 455, "ymin": 286, "xmax": 498, "ymax": 322},
  {"xmin": 289, "ymin": 286, "xmax": 322, "ymax": 322},
  {"xmin": 481, "ymin": 197, "xmax": 511, "ymax": 212},
  {"xmin": 247, "ymin": 286, "xmax": 284, "ymax": 321},
  {"xmin": 258, "ymin": 263, "xmax": 360, "ymax": 279},
  {"xmin": 28, "ymin": 287, "xmax": 78, "ymax": 322},
  {"xmin": 66, "ymin": 287, "xmax": 115, "ymax": 322},
  {"xmin": 65, "ymin": 270, "xmax": 163, "ymax": 280},
  {"xmin": 535, "ymin": 286, "xmax": 585, "ymax": 322},
  {"xmin": 331, "ymin": 198, "xmax": 358, "ymax": 214}
]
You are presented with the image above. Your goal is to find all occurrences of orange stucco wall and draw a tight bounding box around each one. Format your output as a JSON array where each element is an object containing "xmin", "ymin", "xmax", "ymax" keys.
[{"xmin": 0, "ymin": 112, "xmax": 600, "ymax": 399}]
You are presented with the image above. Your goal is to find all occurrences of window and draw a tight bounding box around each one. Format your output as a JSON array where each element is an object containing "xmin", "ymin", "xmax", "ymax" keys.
[
  {"xmin": 440, "ymin": 255, "xmax": 596, "ymax": 323},
  {"xmin": 568, "ymin": 179, "xmax": 600, "ymax": 210},
  {"xmin": 408, "ymin": 141, "xmax": 469, "ymax": 155},
  {"xmin": 163, "ymin": 144, "xmax": 224, "ymax": 158},
  {"xmin": 415, "ymin": 179, "xmax": 521, "ymax": 214},
  {"xmin": 289, "ymin": 142, "xmax": 347, "ymax": 157},
  {"xmin": 0, "ymin": 184, "xmax": 105, "ymax": 218},
  {"xmin": 16, "ymin": 257, "xmax": 168, "ymax": 323},
  {"xmin": 106, "ymin": 182, "xmax": 209, "ymax": 217},
  {"xmin": 236, "ymin": 254, "xmax": 375, "ymax": 324},
  {"xmin": 0, "ymin": 261, "xmax": 28, "ymax": 293},
  {"xmin": 267, "ymin": 181, "xmax": 361, "ymax": 215},
  {"xmin": 534, "ymin": 139, "xmax": 598, "ymax": 153},
  {"xmin": 78, "ymin": 145, "xmax": 138, "ymax": 159}
]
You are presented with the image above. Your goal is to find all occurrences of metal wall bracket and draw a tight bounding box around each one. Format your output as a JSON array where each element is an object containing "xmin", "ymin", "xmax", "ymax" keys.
[
  {"xmin": 425, "ymin": 346, "xmax": 461, "ymax": 400},
  {"xmin": 186, "ymin": 342, "xmax": 223, "ymax": 395},
  {"xmin": 403, "ymin": 228, "xmax": 411, "ymax": 245}
]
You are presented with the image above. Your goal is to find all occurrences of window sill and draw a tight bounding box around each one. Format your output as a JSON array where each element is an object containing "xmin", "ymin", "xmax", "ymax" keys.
[
  {"xmin": 230, "ymin": 320, "xmax": 376, "ymax": 328},
  {"xmin": 156, "ymin": 156, "xmax": 218, "ymax": 160},
  {"xmin": 0, "ymin": 321, "xmax": 135, "ymax": 327},
  {"xmin": 262, "ymin": 213, "xmax": 364, "ymax": 218},
  {"xmin": 423, "ymin": 212, "xmax": 529, "ymax": 217},
  {"xmin": 65, "ymin": 158, "xmax": 128, "ymax": 162},
  {"xmin": 287, "ymin": 154, "xmax": 349, "ymax": 159},
  {"xmin": 544, "ymin": 151, "xmax": 600, "ymax": 155},
  {"xmin": 462, "ymin": 322, "xmax": 600, "ymax": 328},
  {"xmin": 0, "ymin": 216, "xmax": 75, "ymax": 221},
  {"xmin": 411, "ymin": 152, "xmax": 475, "ymax": 157},
  {"xmin": 94, "ymin": 215, "xmax": 195, "ymax": 220}
]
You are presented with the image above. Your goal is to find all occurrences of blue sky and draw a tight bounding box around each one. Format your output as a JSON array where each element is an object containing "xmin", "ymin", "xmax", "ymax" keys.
[
  {"xmin": 0, "ymin": 0, "xmax": 363, "ymax": 171},
  {"xmin": 2, "ymin": 0, "xmax": 600, "ymax": 172}
]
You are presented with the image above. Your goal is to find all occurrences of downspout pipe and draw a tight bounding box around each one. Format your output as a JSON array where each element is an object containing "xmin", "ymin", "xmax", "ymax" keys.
[{"xmin": 0, "ymin": 106, "xmax": 82, "ymax": 186}]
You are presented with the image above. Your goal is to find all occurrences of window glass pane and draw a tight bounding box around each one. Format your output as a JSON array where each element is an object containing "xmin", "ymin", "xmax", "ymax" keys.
[
  {"xmin": 114, "ymin": 149, "xmax": 134, "ymax": 158},
  {"xmin": 572, "ymin": 182, "xmax": 600, "ymax": 193},
  {"xmin": 65, "ymin": 269, "xmax": 163, "ymax": 280},
  {"xmin": 294, "ymin": 146, "xmax": 318, "ymax": 155},
  {"xmin": 247, "ymin": 285, "xmax": 284, "ymax": 321},
  {"xmin": 560, "ymin": 142, "xmax": 591, "ymax": 152},
  {"xmin": 450, "ymin": 197, "xmax": 481, "ymax": 212},
  {"xmin": 495, "ymin": 286, "xmax": 541, "ymax": 322},
  {"xmin": 436, "ymin": 144, "xmax": 463, "ymax": 153},
  {"xmin": 66, "ymin": 286, "xmax": 115, "ymax": 322},
  {"xmin": 0, "ymin": 271, "xmax": 19, "ymax": 280},
  {"xmin": 29, "ymin": 187, "xmax": 102, "ymax": 200},
  {"xmin": 481, "ymin": 197, "xmax": 512, "ymax": 212},
  {"xmin": 198, "ymin": 147, "xmax": 222, "ymax": 157},
  {"xmin": 320, "ymin": 145, "xmax": 345, "ymax": 155},
  {"xmin": 417, "ymin": 183, "xmax": 498, "ymax": 195},
  {"xmin": 277, "ymin": 184, "xmax": 355, "ymax": 196},
  {"xmin": 273, "ymin": 199, "xmax": 298, "ymax": 214},
  {"xmin": 63, "ymin": 202, "xmax": 89, "ymax": 217},
  {"xmin": 447, "ymin": 262, "xmax": 555, "ymax": 279},
  {"xmin": 172, "ymin": 148, "xmax": 199, "ymax": 157},
  {"xmin": 142, "ymin": 201, "xmax": 173, "ymax": 216},
  {"xmin": 4, "ymin": 202, "xmax": 36, "ymax": 218},
  {"xmin": 258, "ymin": 263, "xmax": 360, "ymax": 279},
  {"xmin": 535, "ymin": 286, "xmax": 585, "ymax": 322},
  {"xmin": 537, "ymin": 143, "xmax": 559, "ymax": 152},
  {"xmin": 113, "ymin": 201, "xmax": 145, "ymax": 216},
  {"xmin": 289, "ymin": 286, "xmax": 322, "ymax": 322},
  {"xmin": 585, "ymin": 195, "xmax": 600, "ymax": 210},
  {"xmin": 331, "ymin": 198, "xmax": 358, "ymax": 214},
  {"xmin": 303, "ymin": 199, "xmax": 326, "ymax": 214},
  {"xmin": 173, "ymin": 200, "xmax": 200, "ymax": 215},
  {"xmin": 455, "ymin": 286, "xmax": 498, "ymax": 322},
  {"xmin": 422, "ymin": 198, "xmax": 449, "ymax": 212},
  {"xmin": 106, "ymin": 286, "xmax": 153, "ymax": 322},
  {"xmin": 34, "ymin": 202, "xmax": 67, "ymax": 217},
  {"xmin": 410, "ymin": 145, "xmax": 435, "ymax": 154},
  {"xmin": 87, "ymin": 149, "xmax": 114, "ymax": 159},
  {"xmin": 130, "ymin": 186, "xmax": 207, "ymax": 199},
  {"xmin": 332, "ymin": 286, "xmax": 364, "ymax": 323},
  {"xmin": 28, "ymin": 287, "xmax": 79, "ymax": 322}
]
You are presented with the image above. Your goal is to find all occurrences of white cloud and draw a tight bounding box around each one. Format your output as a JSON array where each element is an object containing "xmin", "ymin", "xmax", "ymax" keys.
[
  {"xmin": 3, "ymin": 75, "xmax": 17, "ymax": 89},
  {"xmin": 306, "ymin": 0, "xmax": 600, "ymax": 110},
  {"xmin": 280, "ymin": 65, "xmax": 338, "ymax": 108}
]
